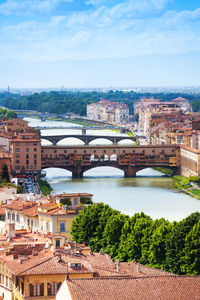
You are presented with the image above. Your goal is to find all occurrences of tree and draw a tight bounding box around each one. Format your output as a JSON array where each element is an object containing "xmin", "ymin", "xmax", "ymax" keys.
[
  {"xmin": 1, "ymin": 164, "xmax": 10, "ymax": 182},
  {"xmin": 71, "ymin": 203, "xmax": 118, "ymax": 252},
  {"xmin": 103, "ymin": 213, "xmax": 128, "ymax": 258},
  {"xmin": 180, "ymin": 220, "xmax": 200, "ymax": 275},
  {"xmin": 117, "ymin": 212, "xmax": 153, "ymax": 262},
  {"xmin": 165, "ymin": 212, "xmax": 200, "ymax": 274},
  {"xmin": 60, "ymin": 198, "xmax": 72, "ymax": 206}
]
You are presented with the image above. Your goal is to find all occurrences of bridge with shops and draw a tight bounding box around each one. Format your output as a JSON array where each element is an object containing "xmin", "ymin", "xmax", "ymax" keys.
[{"xmin": 41, "ymin": 144, "xmax": 180, "ymax": 178}]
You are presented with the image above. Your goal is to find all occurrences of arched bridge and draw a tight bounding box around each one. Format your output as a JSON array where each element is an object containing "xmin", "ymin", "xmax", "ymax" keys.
[
  {"xmin": 15, "ymin": 111, "xmax": 66, "ymax": 122},
  {"xmin": 41, "ymin": 134, "xmax": 136, "ymax": 145},
  {"xmin": 41, "ymin": 144, "xmax": 180, "ymax": 178}
]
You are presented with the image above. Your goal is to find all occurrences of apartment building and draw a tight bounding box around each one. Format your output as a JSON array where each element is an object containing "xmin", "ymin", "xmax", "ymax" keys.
[
  {"xmin": 10, "ymin": 132, "xmax": 41, "ymax": 175},
  {"xmin": 87, "ymin": 99, "xmax": 129, "ymax": 124}
]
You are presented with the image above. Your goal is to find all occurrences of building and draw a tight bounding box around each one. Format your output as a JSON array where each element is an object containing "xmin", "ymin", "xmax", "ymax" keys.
[
  {"xmin": 87, "ymin": 100, "xmax": 129, "ymax": 124},
  {"xmin": 4, "ymin": 200, "xmax": 81, "ymax": 240},
  {"xmin": 57, "ymin": 275, "xmax": 200, "ymax": 300},
  {"xmin": 180, "ymin": 145, "xmax": 200, "ymax": 177},
  {"xmin": 3, "ymin": 119, "xmax": 29, "ymax": 136},
  {"xmin": 54, "ymin": 193, "xmax": 93, "ymax": 206},
  {"xmin": 10, "ymin": 132, "xmax": 41, "ymax": 175}
]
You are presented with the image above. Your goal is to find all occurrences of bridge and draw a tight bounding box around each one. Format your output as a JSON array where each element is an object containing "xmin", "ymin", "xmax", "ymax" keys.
[
  {"xmin": 41, "ymin": 134, "xmax": 136, "ymax": 145},
  {"xmin": 41, "ymin": 144, "xmax": 180, "ymax": 178},
  {"xmin": 14, "ymin": 110, "xmax": 67, "ymax": 122}
]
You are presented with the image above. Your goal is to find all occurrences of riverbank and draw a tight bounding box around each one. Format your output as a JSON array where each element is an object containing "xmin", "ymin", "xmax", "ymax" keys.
[
  {"xmin": 153, "ymin": 167, "xmax": 173, "ymax": 176},
  {"xmin": 38, "ymin": 179, "xmax": 53, "ymax": 196},
  {"xmin": 173, "ymin": 175, "xmax": 200, "ymax": 200}
]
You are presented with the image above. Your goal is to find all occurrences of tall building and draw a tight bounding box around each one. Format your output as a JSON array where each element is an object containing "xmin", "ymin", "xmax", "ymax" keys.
[{"xmin": 10, "ymin": 132, "xmax": 41, "ymax": 175}]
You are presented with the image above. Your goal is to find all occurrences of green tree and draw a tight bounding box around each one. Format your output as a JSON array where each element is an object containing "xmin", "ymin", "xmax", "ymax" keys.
[
  {"xmin": 60, "ymin": 198, "xmax": 72, "ymax": 206},
  {"xmin": 118, "ymin": 212, "xmax": 153, "ymax": 262},
  {"xmin": 71, "ymin": 203, "xmax": 118, "ymax": 252},
  {"xmin": 180, "ymin": 220, "xmax": 200, "ymax": 275},
  {"xmin": 165, "ymin": 212, "xmax": 200, "ymax": 274},
  {"xmin": 103, "ymin": 213, "xmax": 128, "ymax": 258},
  {"xmin": 1, "ymin": 164, "xmax": 10, "ymax": 182}
]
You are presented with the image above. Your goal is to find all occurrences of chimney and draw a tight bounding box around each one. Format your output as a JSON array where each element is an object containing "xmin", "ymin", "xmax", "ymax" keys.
[
  {"xmin": 32, "ymin": 249, "xmax": 38, "ymax": 256},
  {"xmin": 116, "ymin": 259, "xmax": 120, "ymax": 272},
  {"xmin": 137, "ymin": 265, "xmax": 141, "ymax": 273},
  {"xmin": 13, "ymin": 253, "xmax": 18, "ymax": 259}
]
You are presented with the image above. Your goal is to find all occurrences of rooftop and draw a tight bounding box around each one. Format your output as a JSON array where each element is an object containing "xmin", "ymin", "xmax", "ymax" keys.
[{"xmin": 66, "ymin": 275, "xmax": 200, "ymax": 300}]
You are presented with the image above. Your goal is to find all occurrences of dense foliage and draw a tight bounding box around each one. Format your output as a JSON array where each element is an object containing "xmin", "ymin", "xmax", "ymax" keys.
[
  {"xmin": 1, "ymin": 91, "xmax": 200, "ymax": 116},
  {"xmin": 38, "ymin": 179, "xmax": 53, "ymax": 196},
  {"xmin": 71, "ymin": 203, "xmax": 200, "ymax": 275},
  {"xmin": 0, "ymin": 107, "xmax": 17, "ymax": 120}
]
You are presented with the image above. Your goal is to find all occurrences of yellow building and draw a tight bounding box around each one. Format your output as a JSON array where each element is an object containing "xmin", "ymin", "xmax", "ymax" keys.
[
  {"xmin": 4, "ymin": 200, "xmax": 81, "ymax": 241},
  {"xmin": 37, "ymin": 202, "xmax": 80, "ymax": 240}
]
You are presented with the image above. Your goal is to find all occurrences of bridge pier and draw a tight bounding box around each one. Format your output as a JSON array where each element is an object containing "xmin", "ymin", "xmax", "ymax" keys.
[
  {"xmin": 124, "ymin": 166, "xmax": 136, "ymax": 178},
  {"xmin": 72, "ymin": 167, "xmax": 83, "ymax": 179}
]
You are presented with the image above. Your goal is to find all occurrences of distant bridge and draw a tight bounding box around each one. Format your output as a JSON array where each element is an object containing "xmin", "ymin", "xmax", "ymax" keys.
[
  {"xmin": 16, "ymin": 112, "xmax": 66, "ymax": 122},
  {"xmin": 41, "ymin": 134, "xmax": 136, "ymax": 145},
  {"xmin": 41, "ymin": 144, "xmax": 179, "ymax": 178}
]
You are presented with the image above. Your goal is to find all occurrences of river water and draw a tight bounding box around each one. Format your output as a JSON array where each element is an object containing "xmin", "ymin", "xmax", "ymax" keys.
[{"xmin": 25, "ymin": 117, "xmax": 200, "ymax": 221}]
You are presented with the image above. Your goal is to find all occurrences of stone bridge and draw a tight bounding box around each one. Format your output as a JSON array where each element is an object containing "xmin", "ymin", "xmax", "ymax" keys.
[
  {"xmin": 41, "ymin": 144, "xmax": 180, "ymax": 178},
  {"xmin": 15, "ymin": 111, "xmax": 66, "ymax": 122},
  {"xmin": 41, "ymin": 134, "xmax": 136, "ymax": 145}
]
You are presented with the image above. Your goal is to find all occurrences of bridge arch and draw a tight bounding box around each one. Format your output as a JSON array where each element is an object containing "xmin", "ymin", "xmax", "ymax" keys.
[
  {"xmin": 89, "ymin": 138, "xmax": 113, "ymax": 145},
  {"xmin": 57, "ymin": 137, "xmax": 84, "ymax": 146},
  {"xmin": 117, "ymin": 139, "xmax": 135, "ymax": 145}
]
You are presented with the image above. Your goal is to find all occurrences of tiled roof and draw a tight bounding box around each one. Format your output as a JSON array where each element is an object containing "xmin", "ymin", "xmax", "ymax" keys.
[
  {"xmin": 66, "ymin": 275, "xmax": 200, "ymax": 300},
  {"xmin": 20, "ymin": 253, "xmax": 94, "ymax": 276},
  {"xmin": 180, "ymin": 145, "xmax": 200, "ymax": 154},
  {"xmin": 4, "ymin": 200, "xmax": 37, "ymax": 211}
]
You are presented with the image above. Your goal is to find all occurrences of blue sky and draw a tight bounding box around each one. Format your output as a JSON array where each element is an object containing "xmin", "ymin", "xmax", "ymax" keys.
[{"xmin": 0, "ymin": 0, "xmax": 200, "ymax": 87}]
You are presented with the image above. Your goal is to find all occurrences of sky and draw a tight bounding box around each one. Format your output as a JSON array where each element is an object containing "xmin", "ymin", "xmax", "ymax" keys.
[{"xmin": 0, "ymin": 0, "xmax": 200, "ymax": 88}]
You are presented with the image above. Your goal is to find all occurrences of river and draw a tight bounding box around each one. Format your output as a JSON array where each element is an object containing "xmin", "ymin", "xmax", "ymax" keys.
[{"xmin": 25, "ymin": 117, "xmax": 200, "ymax": 221}]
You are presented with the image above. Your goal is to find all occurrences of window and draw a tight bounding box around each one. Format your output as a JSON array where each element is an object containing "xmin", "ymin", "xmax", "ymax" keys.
[
  {"xmin": 27, "ymin": 219, "xmax": 30, "ymax": 227},
  {"xmin": 26, "ymin": 148, "xmax": 29, "ymax": 152},
  {"xmin": 7, "ymin": 212, "xmax": 10, "ymax": 220},
  {"xmin": 60, "ymin": 222, "xmax": 65, "ymax": 232},
  {"xmin": 34, "ymin": 148, "xmax": 37, "ymax": 152},
  {"xmin": 15, "ymin": 166, "xmax": 20, "ymax": 170},
  {"xmin": 33, "ymin": 283, "xmax": 40, "ymax": 296},
  {"xmin": 26, "ymin": 154, "xmax": 29, "ymax": 159},
  {"xmin": 51, "ymin": 282, "xmax": 58, "ymax": 295},
  {"xmin": 12, "ymin": 213, "xmax": 15, "ymax": 222},
  {"xmin": 16, "ymin": 148, "xmax": 20, "ymax": 152},
  {"xmin": 35, "ymin": 220, "xmax": 37, "ymax": 228},
  {"xmin": 74, "ymin": 197, "xmax": 78, "ymax": 206},
  {"xmin": 26, "ymin": 160, "xmax": 29, "ymax": 165},
  {"xmin": 16, "ymin": 160, "xmax": 20, "ymax": 164},
  {"xmin": 46, "ymin": 222, "xmax": 49, "ymax": 232},
  {"xmin": 34, "ymin": 154, "xmax": 37, "ymax": 159},
  {"xmin": 16, "ymin": 214, "xmax": 20, "ymax": 223},
  {"xmin": 31, "ymin": 220, "xmax": 33, "ymax": 227}
]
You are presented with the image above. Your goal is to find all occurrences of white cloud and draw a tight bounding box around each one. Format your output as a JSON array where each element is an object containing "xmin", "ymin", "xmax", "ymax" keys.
[
  {"xmin": 0, "ymin": 0, "xmax": 73, "ymax": 15},
  {"xmin": 1, "ymin": 2, "xmax": 200, "ymax": 61}
]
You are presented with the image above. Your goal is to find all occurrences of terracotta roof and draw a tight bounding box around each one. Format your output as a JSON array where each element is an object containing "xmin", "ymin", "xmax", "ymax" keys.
[
  {"xmin": 66, "ymin": 275, "xmax": 200, "ymax": 300},
  {"xmin": 23, "ymin": 205, "xmax": 38, "ymax": 217},
  {"xmin": 4, "ymin": 200, "xmax": 37, "ymax": 211},
  {"xmin": 56, "ymin": 193, "xmax": 93, "ymax": 197},
  {"xmin": 180, "ymin": 145, "xmax": 200, "ymax": 154},
  {"xmin": 19, "ymin": 253, "xmax": 96, "ymax": 276}
]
